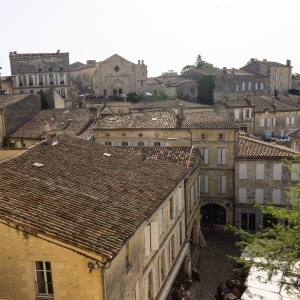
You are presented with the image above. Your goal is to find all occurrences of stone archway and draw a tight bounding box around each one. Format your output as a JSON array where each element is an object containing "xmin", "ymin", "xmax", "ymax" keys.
[
  {"xmin": 201, "ymin": 203, "xmax": 226, "ymax": 227},
  {"xmin": 111, "ymin": 78, "xmax": 125, "ymax": 96}
]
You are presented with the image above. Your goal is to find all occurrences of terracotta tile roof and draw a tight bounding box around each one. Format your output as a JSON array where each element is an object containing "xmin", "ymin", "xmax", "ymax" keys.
[
  {"xmin": 275, "ymin": 94, "xmax": 300, "ymax": 109},
  {"xmin": 116, "ymin": 146, "xmax": 198, "ymax": 169},
  {"xmin": 289, "ymin": 129, "xmax": 300, "ymax": 139},
  {"xmin": 95, "ymin": 109, "xmax": 239, "ymax": 130},
  {"xmin": 9, "ymin": 108, "xmax": 94, "ymax": 140},
  {"xmin": 221, "ymin": 98, "xmax": 253, "ymax": 107},
  {"xmin": 0, "ymin": 94, "xmax": 33, "ymax": 109},
  {"xmin": 130, "ymin": 99, "xmax": 212, "ymax": 109},
  {"xmin": 0, "ymin": 134, "xmax": 188, "ymax": 259},
  {"xmin": 238, "ymin": 133, "xmax": 298, "ymax": 159}
]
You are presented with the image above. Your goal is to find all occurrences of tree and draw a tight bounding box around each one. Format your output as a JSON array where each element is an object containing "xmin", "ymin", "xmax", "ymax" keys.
[
  {"xmin": 197, "ymin": 75, "xmax": 215, "ymax": 105},
  {"xmin": 181, "ymin": 65, "xmax": 195, "ymax": 74},
  {"xmin": 195, "ymin": 54, "xmax": 213, "ymax": 68},
  {"xmin": 228, "ymin": 160, "xmax": 300, "ymax": 292}
]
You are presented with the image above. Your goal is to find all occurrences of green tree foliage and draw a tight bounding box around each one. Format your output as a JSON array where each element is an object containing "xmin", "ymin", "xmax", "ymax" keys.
[
  {"xmin": 195, "ymin": 54, "xmax": 213, "ymax": 68},
  {"xmin": 197, "ymin": 75, "xmax": 215, "ymax": 105},
  {"xmin": 228, "ymin": 159, "xmax": 300, "ymax": 291},
  {"xmin": 181, "ymin": 65, "xmax": 195, "ymax": 74}
]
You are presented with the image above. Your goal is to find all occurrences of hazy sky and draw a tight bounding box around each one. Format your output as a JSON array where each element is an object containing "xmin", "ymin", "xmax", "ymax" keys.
[{"xmin": 0, "ymin": 0, "xmax": 299, "ymax": 77}]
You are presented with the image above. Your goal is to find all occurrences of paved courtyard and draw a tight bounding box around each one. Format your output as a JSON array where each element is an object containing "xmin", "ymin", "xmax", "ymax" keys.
[{"xmin": 189, "ymin": 227, "xmax": 241, "ymax": 299}]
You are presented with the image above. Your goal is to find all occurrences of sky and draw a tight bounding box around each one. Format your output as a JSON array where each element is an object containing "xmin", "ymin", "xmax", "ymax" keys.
[{"xmin": 0, "ymin": 0, "xmax": 299, "ymax": 78}]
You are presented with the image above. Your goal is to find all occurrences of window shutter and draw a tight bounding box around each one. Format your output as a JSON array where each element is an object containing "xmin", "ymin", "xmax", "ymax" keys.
[
  {"xmin": 260, "ymin": 118, "xmax": 265, "ymax": 127},
  {"xmin": 177, "ymin": 186, "xmax": 183, "ymax": 210},
  {"xmin": 152, "ymin": 265, "xmax": 157, "ymax": 298},
  {"xmin": 151, "ymin": 221, "xmax": 159, "ymax": 251},
  {"xmin": 144, "ymin": 225, "xmax": 151, "ymax": 256},
  {"xmin": 256, "ymin": 188, "xmax": 264, "ymax": 204},
  {"xmin": 291, "ymin": 164, "xmax": 300, "ymax": 180},
  {"xmin": 239, "ymin": 188, "xmax": 247, "ymax": 203},
  {"xmin": 158, "ymin": 208, "xmax": 163, "ymax": 236},
  {"xmin": 234, "ymin": 109, "xmax": 240, "ymax": 120},
  {"xmin": 286, "ymin": 117, "xmax": 290, "ymax": 125},
  {"xmin": 256, "ymin": 164, "xmax": 265, "ymax": 179},
  {"xmin": 272, "ymin": 118, "xmax": 276, "ymax": 126},
  {"xmin": 273, "ymin": 164, "xmax": 282, "ymax": 180},
  {"xmin": 144, "ymin": 276, "xmax": 149, "ymax": 300},
  {"xmin": 272, "ymin": 189, "xmax": 281, "ymax": 205},
  {"xmin": 291, "ymin": 116, "xmax": 295, "ymax": 125},
  {"xmin": 135, "ymin": 281, "xmax": 140, "ymax": 300},
  {"xmin": 239, "ymin": 163, "xmax": 247, "ymax": 179}
]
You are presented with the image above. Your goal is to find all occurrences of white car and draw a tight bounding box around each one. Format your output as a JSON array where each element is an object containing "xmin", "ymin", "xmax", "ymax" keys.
[
  {"xmin": 275, "ymin": 136, "xmax": 291, "ymax": 143},
  {"xmin": 142, "ymin": 92, "xmax": 152, "ymax": 97}
]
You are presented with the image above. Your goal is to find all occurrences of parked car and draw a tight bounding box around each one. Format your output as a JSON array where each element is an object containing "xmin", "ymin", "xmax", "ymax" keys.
[
  {"xmin": 127, "ymin": 92, "xmax": 142, "ymax": 103},
  {"xmin": 79, "ymin": 93, "xmax": 91, "ymax": 99},
  {"xmin": 275, "ymin": 136, "xmax": 291, "ymax": 143}
]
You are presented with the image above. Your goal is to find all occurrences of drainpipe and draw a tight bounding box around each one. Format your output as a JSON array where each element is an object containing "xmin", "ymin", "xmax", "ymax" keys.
[{"xmin": 101, "ymin": 259, "xmax": 112, "ymax": 300}]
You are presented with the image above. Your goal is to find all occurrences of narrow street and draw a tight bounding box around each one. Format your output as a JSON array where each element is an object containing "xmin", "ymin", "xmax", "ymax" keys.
[{"xmin": 190, "ymin": 227, "xmax": 241, "ymax": 299}]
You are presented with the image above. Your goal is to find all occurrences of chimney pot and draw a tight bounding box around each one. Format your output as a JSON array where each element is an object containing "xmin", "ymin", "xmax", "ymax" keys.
[
  {"xmin": 47, "ymin": 132, "xmax": 58, "ymax": 145},
  {"xmin": 286, "ymin": 59, "xmax": 291, "ymax": 67}
]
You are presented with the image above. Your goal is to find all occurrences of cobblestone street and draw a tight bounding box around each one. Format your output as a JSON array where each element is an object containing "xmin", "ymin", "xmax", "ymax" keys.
[{"xmin": 190, "ymin": 227, "xmax": 241, "ymax": 299}]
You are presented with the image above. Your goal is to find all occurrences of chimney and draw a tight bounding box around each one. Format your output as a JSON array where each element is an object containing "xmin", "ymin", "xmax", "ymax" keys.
[
  {"xmin": 56, "ymin": 49, "xmax": 60, "ymax": 53},
  {"xmin": 178, "ymin": 105, "xmax": 185, "ymax": 120},
  {"xmin": 251, "ymin": 58, "xmax": 255, "ymax": 64},
  {"xmin": 270, "ymin": 137, "xmax": 276, "ymax": 144},
  {"xmin": 43, "ymin": 121, "xmax": 50, "ymax": 132},
  {"xmin": 222, "ymin": 67, "xmax": 227, "ymax": 75},
  {"xmin": 47, "ymin": 132, "xmax": 58, "ymax": 146},
  {"xmin": 141, "ymin": 60, "xmax": 144, "ymax": 65},
  {"xmin": 89, "ymin": 107, "xmax": 97, "ymax": 121},
  {"xmin": 286, "ymin": 59, "xmax": 291, "ymax": 67},
  {"xmin": 138, "ymin": 60, "xmax": 140, "ymax": 65},
  {"xmin": 263, "ymin": 59, "xmax": 267, "ymax": 64}
]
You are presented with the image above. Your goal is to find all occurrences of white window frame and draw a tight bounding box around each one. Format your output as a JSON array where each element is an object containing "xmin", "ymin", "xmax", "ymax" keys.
[
  {"xmin": 35, "ymin": 261, "xmax": 54, "ymax": 296},
  {"xmin": 217, "ymin": 148, "xmax": 226, "ymax": 165},
  {"xmin": 199, "ymin": 148, "xmax": 208, "ymax": 164},
  {"xmin": 273, "ymin": 163, "xmax": 282, "ymax": 181},
  {"xmin": 260, "ymin": 118, "xmax": 265, "ymax": 127},
  {"xmin": 272, "ymin": 189, "xmax": 281, "ymax": 205},
  {"xmin": 217, "ymin": 175, "xmax": 226, "ymax": 194},
  {"xmin": 234, "ymin": 109, "xmax": 240, "ymax": 120}
]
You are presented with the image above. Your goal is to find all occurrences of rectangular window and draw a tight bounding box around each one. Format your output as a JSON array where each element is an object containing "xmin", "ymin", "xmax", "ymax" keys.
[
  {"xmin": 60, "ymin": 74, "xmax": 65, "ymax": 84},
  {"xmin": 260, "ymin": 83, "xmax": 264, "ymax": 91},
  {"xmin": 39, "ymin": 75, "xmax": 43, "ymax": 85},
  {"xmin": 144, "ymin": 222, "xmax": 159, "ymax": 257},
  {"xmin": 267, "ymin": 118, "xmax": 272, "ymax": 127},
  {"xmin": 291, "ymin": 163, "xmax": 300, "ymax": 180},
  {"xmin": 236, "ymin": 84, "xmax": 239, "ymax": 92},
  {"xmin": 255, "ymin": 83, "xmax": 258, "ymax": 91},
  {"xmin": 217, "ymin": 148, "xmax": 226, "ymax": 165},
  {"xmin": 273, "ymin": 164, "xmax": 282, "ymax": 180},
  {"xmin": 256, "ymin": 163, "xmax": 265, "ymax": 180},
  {"xmin": 242, "ymin": 82, "xmax": 245, "ymax": 91},
  {"xmin": 178, "ymin": 185, "xmax": 183, "ymax": 210},
  {"xmin": 272, "ymin": 118, "xmax": 276, "ymax": 126},
  {"xmin": 248, "ymin": 82, "xmax": 251, "ymax": 91},
  {"xmin": 201, "ymin": 133, "xmax": 207, "ymax": 140},
  {"xmin": 217, "ymin": 175, "xmax": 226, "ymax": 194},
  {"xmin": 35, "ymin": 261, "xmax": 54, "ymax": 296},
  {"xmin": 260, "ymin": 118, "xmax": 265, "ymax": 127},
  {"xmin": 239, "ymin": 188, "xmax": 247, "ymax": 203},
  {"xmin": 141, "ymin": 80, "xmax": 143, "ymax": 86},
  {"xmin": 219, "ymin": 133, "xmax": 225, "ymax": 140},
  {"xmin": 29, "ymin": 75, "xmax": 33, "ymax": 85},
  {"xmin": 243, "ymin": 109, "xmax": 251, "ymax": 119},
  {"xmin": 154, "ymin": 142, "xmax": 161, "ymax": 146},
  {"xmin": 291, "ymin": 117, "xmax": 295, "ymax": 125},
  {"xmin": 199, "ymin": 148, "xmax": 208, "ymax": 164},
  {"xmin": 239, "ymin": 163, "xmax": 247, "ymax": 179},
  {"xmin": 49, "ymin": 74, "xmax": 54, "ymax": 84},
  {"xmin": 256, "ymin": 188, "xmax": 264, "ymax": 204},
  {"xmin": 272, "ymin": 189, "xmax": 281, "ymax": 205},
  {"xmin": 286, "ymin": 117, "xmax": 290, "ymax": 125},
  {"xmin": 18, "ymin": 75, "xmax": 24, "ymax": 86},
  {"xmin": 234, "ymin": 109, "xmax": 240, "ymax": 120},
  {"xmin": 137, "ymin": 142, "xmax": 144, "ymax": 146},
  {"xmin": 122, "ymin": 142, "xmax": 128, "ymax": 146},
  {"xmin": 169, "ymin": 196, "xmax": 174, "ymax": 220},
  {"xmin": 200, "ymin": 175, "xmax": 208, "ymax": 193},
  {"xmin": 105, "ymin": 142, "xmax": 112, "ymax": 146}
]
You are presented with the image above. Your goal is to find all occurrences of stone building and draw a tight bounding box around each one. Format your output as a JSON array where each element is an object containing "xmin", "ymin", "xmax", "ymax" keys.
[
  {"xmin": 7, "ymin": 108, "xmax": 96, "ymax": 148},
  {"xmin": 70, "ymin": 54, "xmax": 148, "ymax": 96},
  {"xmin": 0, "ymin": 134, "xmax": 196, "ymax": 300},
  {"xmin": 0, "ymin": 76, "xmax": 13, "ymax": 94},
  {"xmin": 9, "ymin": 50, "xmax": 72, "ymax": 100},
  {"xmin": 182, "ymin": 67, "xmax": 269, "ymax": 103},
  {"xmin": 0, "ymin": 94, "xmax": 40, "ymax": 140},
  {"xmin": 93, "ymin": 108, "xmax": 240, "ymax": 227},
  {"xmin": 241, "ymin": 58, "xmax": 293, "ymax": 95},
  {"xmin": 235, "ymin": 133, "xmax": 298, "ymax": 231}
]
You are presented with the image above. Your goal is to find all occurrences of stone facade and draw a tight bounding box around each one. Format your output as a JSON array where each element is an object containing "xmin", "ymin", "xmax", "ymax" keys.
[
  {"xmin": 0, "ymin": 94, "xmax": 41, "ymax": 139},
  {"xmin": 70, "ymin": 54, "xmax": 148, "ymax": 97},
  {"xmin": 93, "ymin": 109, "xmax": 239, "ymax": 227},
  {"xmin": 182, "ymin": 67, "xmax": 269, "ymax": 103},
  {"xmin": 9, "ymin": 51, "xmax": 72, "ymax": 100},
  {"xmin": 241, "ymin": 58, "xmax": 293, "ymax": 95},
  {"xmin": 0, "ymin": 76, "xmax": 13, "ymax": 94},
  {"xmin": 235, "ymin": 134, "xmax": 298, "ymax": 231}
]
